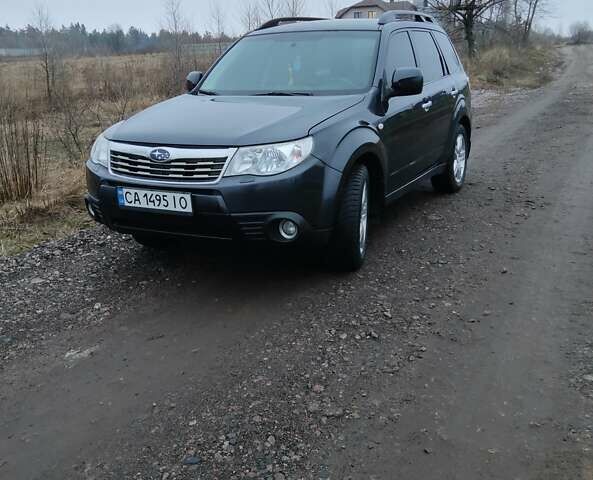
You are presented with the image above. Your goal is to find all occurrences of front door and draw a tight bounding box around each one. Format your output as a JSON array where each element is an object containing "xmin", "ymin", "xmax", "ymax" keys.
[{"xmin": 381, "ymin": 31, "xmax": 427, "ymax": 193}]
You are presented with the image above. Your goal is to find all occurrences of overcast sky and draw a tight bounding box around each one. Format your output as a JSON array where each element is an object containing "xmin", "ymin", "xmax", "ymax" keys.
[{"xmin": 2, "ymin": 0, "xmax": 592, "ymax": 37}]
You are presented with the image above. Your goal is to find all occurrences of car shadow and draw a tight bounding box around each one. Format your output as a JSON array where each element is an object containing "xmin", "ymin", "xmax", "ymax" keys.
[
  {"xmin": 131, "ymin": 182, "xmax": 440, "ymax": 273},
  {"xmin": 93, "ymin": 181, "xmax": 445, "ymax": 358}
]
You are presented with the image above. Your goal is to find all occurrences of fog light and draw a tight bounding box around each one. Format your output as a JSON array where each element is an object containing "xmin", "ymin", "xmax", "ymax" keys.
[{"xmin": 279, "ymin": 220, "xmax": 298, "ymax": 240}]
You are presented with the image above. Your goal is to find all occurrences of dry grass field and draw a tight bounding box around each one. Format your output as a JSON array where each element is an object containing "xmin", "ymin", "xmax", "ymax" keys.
[
  {"xmin": 0, "ymin": 51, "xmax": 216, "ymax": 255},
  {"xmin": 467, "ymin": 45, "xmax": 560, "ymax": 88},
  {"xmin": 0, "ymin": 45, "xmax": 559, "ymax": 256}
]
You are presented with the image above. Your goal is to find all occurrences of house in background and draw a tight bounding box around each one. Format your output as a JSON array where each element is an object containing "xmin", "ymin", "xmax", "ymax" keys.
[{"xmin": 336, "ymin": 0, "xmax": 428, "ymax": 20}]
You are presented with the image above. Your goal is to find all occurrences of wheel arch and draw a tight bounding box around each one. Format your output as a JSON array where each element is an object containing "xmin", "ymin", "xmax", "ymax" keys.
[
  {"xmin": 453, "ymin": 100, "xmax": 472, "ymax": 155},
  {"xmin": 327, "ymin": 127, "xmax": 388, "ymax": 218},
  {"xmin": 351, "ymin": 151, "xmax": 385, "ymax": 217},
  {"xmin": 458, "ymin": 114, "xmax": 472, "ymax": 154}
]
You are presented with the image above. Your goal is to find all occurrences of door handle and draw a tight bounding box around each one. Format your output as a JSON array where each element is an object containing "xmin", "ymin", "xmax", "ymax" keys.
[{"xmin": 422, "ymin": 100, "xmax": 433, "ymax": 112}]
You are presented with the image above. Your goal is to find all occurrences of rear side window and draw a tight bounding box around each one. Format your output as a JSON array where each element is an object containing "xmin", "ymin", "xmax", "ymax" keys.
[
  {"xmin": 434, "ymin": 32, "xmax": 462, "ymax": 74},
  {"xmin": 410, "ymin": 31, "xmax": 444, "ymax": 84},
  {"xmin": 387, "ymin": 31, "xmax": 417, "ymax": 75}
]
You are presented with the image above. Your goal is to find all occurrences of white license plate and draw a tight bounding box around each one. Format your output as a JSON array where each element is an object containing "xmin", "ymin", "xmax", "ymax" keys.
[{"xmin": 117, "ymin": 187, "xmax": 193, "ymax": 214}]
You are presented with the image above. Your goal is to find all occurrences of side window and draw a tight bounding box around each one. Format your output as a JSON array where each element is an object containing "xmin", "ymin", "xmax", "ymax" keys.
[
  {"xmin": 387, "ymin": 31, "xmax": 416, "ymax": 76},
  {"xmin": 409, "ymin": 30, "xmax": 444, "ymax": 84},
  {"xmin": 434, "ymin": 32, "xmax": 462, "ymax": 74}
]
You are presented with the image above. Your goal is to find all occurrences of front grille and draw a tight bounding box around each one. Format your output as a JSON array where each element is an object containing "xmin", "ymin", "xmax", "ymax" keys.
[{"xmin": 109, "ymin": 144, "xmax": 234, "ymax": 183}]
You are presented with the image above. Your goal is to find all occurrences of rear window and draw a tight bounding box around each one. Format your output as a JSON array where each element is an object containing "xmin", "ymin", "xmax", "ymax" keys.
[
  {"xmin": 410, "ymin": 30, "xmax": 444, "ymax": 84},
  {"xmin": 434, "ymin": 32, "xmax": 463, "ymax": 74}
]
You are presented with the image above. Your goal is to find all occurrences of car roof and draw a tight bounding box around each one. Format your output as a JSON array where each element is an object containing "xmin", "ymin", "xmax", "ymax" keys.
[
  {"xmin": 247, "ymin": 18, "xmax": 445, "ymax": 36},
  {"xmin": 248, "ymin": 19, "xmax": 379, "ymax": 35}
]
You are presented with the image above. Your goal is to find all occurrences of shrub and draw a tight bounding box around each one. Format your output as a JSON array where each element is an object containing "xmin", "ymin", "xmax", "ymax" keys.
[
  {"xmin": 467, "ymin": 46, "xmax": 554, "ymax": 89},
  {"xmin": 52, "ymin": 83, "xmax": 96, "ymax": 165},
  {"xmin": 0, "ymin": 96, "xmax": 48, "ymax": 202}
]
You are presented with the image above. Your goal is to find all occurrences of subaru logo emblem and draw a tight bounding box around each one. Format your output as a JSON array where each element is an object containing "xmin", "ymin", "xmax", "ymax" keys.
[{"xmin": 149, "ymin": 148, "xmax": 171, "ymax": 162}]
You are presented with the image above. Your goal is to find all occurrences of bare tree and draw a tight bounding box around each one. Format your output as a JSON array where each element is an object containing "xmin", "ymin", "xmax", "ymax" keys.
[
  {"xmin": 260, "ymin": 0, "xmax": 282, "ymax": 20},
  {"xmin": 324, "ymin": 0, "xmax": 339, "ymax": 18},
  {"xmin": 240, "ymin": 1, "xmax": 263, "ymax": 31},
  {"xmin": 53, "ymin": 84, "xmax": 94, "ymax": 165},
  {"xmin": 488, "ymin": 0, "xmax": 511, "ymax": 24},
  {"xmin": 32, "ymin": 3, "xmax": 58, "ymax": 103},
  {"xmin": 210, "ymin": 1, "xmax": 226, "ymax": 53},
  {"xmin": 427, "ymin": 0, "xmax": 506, "ymax": 58},
  {"xmin": 570, "ymin": 21, "xmax": 593, "ymax": 44},
  {"xmin": 282, "ymin": 0, "xmax": 307, "ymax": 17},
  {"xmin": 102, "ymin": 60, "xmax": 137, "ymax": 121},
  {"xmin": 162, "ymin": 0, "xmax": 192, "ymax": 94},
  {"xmin": 0, "ymin": 96, "xmax": 47, "ymax": 201},
  {"xmin": 163, "ymin": 0, "xmax": 190, "ymax": 88},
  {"xmin": 512, "ymin": 0, "xmax": 547, "ymax": 44}
]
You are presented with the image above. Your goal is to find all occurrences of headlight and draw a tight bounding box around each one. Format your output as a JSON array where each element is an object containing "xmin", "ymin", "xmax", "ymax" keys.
[
  {"xmin": 90, "ymin": 134, "xmax": 110, "ymax": 168},
  {"xmin": 224, "ymin": 137, "xmax": 313, "ymax": 177}
]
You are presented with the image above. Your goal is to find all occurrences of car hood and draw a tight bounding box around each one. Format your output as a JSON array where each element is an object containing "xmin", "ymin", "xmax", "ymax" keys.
[{"xmin": 108, "ymin": 94, "xmax": 365, "ymax": 147}]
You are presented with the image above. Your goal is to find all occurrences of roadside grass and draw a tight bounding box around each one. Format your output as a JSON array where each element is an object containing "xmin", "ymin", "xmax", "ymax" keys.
[
  {"xmin": 0, "ymin": 166, "xmax": 91, "ymax": 256},
  {"xmin": 467, "ymin": 45, "xmax": 561, "ymax": 89},
  {"xmin": 0, "ymin": 44, "xmax": 562, "ymax": 257},
  {"xmin": 0, "ymin": 205, "xmax": 91, "ymax": 256},
  {"xmin": 0, "ymin": 53, "xmax": 179, "ymax": 256}
]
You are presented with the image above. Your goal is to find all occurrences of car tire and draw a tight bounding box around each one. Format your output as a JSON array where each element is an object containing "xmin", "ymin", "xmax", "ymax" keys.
[
  {"xmin": 132, "ymin": 233, "xmax": 172, "ymax": 250},
  {"xmin": 432, "ymin": 124, "xmax": 469, "ymax": 194},
  {"xmin": 328, "ymin": 164, "xmax": 370, "ymax": 272}
]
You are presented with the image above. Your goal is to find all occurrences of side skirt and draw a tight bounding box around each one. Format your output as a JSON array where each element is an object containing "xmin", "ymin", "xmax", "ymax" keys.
[{"xmin": 385, "ymin": 163, "xmax": 447, "ymax": 205}]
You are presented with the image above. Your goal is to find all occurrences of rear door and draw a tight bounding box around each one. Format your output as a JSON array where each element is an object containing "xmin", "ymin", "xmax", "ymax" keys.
[
  {"xmin": 409, "ymin": 30, "xmax": 453, "ymax": 171},
  {"xmin": 381, "ymin": 30, "xmax": 426, "ymax": 192},
  {"xmin": 433, "ymin": 30, "xmax": 468, "ymax": 133}
]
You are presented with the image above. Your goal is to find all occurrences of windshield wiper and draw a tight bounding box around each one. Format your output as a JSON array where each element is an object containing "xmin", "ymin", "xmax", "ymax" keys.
[
  {"xmin": 197, "ymin": 89, "xmax": 218, "ymax": 96},
  {"xmin": 254, "ymin": 91, "xmax": 313, "ymax": 96}
]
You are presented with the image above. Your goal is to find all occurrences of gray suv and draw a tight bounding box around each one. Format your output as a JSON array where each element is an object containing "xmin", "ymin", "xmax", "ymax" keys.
[{"xmin": 85, "ymin": 11, "xmax": 471, "ymax": 270}]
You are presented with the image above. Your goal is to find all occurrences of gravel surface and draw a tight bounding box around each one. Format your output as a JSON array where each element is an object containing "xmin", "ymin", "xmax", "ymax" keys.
[{"xmin": 1, "ymin": 46, "xmax": 592, "ymax": 480}]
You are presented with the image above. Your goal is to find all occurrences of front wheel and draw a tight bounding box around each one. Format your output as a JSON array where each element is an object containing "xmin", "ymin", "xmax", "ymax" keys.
[
  {"xmin": 328, "ymin": 164, "xmax": 370, "ymax": 271},
  {"xmin": 432, "ymin": 124, "xmax": 469, "ymax": 194}
]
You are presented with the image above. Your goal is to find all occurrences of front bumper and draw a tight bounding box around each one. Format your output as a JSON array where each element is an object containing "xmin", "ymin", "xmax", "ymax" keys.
[{"xmin": 85, "ymin": 156, "xmax": 341, "ymax": 245}]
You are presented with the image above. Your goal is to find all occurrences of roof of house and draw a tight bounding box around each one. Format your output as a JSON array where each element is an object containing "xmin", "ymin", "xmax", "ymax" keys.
[{"xmin": 336, "ymin": 0, "xmax": 418, "ymax": 18}]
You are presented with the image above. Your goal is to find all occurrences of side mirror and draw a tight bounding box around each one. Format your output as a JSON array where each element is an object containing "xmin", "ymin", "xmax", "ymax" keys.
[
  {"xmin": 185, "ymin": 71, "xmax": 204, "ymax": 92},
  {"xmin": 386, "ymin": 68, "xmax": 423, "ymax": 100}
]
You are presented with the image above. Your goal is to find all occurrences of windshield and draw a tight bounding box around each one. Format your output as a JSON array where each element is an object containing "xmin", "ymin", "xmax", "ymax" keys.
[{"xmin": 199, "ymin": 31, "xmax": 380, "ymax": 96}]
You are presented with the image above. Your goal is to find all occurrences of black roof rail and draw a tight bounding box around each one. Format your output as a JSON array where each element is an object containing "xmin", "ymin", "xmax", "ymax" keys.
[
  {"xmin": 257, "ymin": 17, "xmax": 327, "ymax": 31},
  {"xmin": 378, "ymin": 10, "xmax": 436, "ymax": 25}
]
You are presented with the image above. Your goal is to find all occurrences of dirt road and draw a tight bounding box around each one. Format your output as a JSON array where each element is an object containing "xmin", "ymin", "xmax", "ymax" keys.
[{"xmin": 1, "ymin": 46, "xmax": 592, "ymax": 480}]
